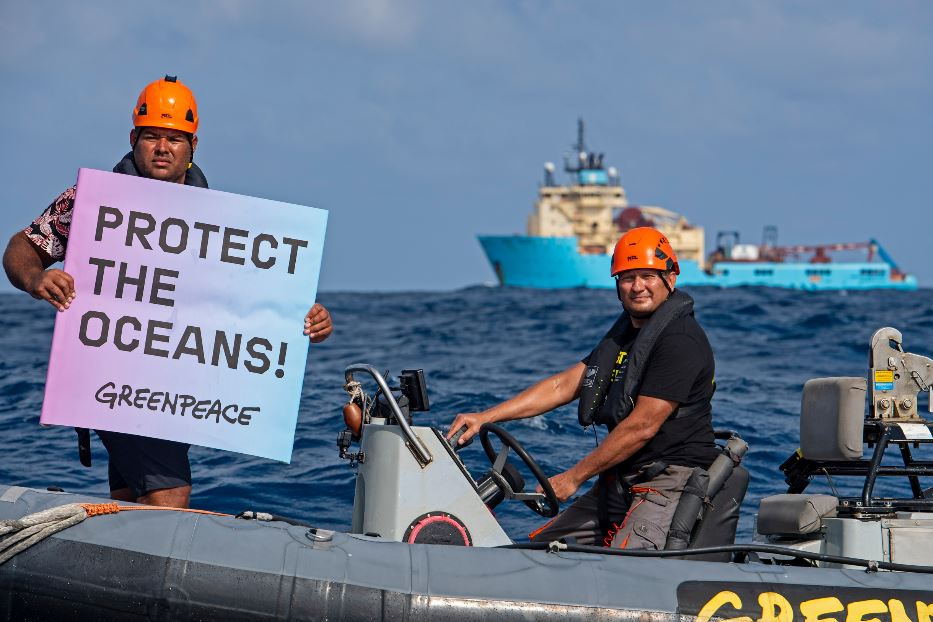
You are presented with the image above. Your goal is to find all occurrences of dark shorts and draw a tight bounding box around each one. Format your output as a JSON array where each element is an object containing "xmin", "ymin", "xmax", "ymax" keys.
[{"xmin": 95, "ymin": 430, "xmax": 191, "ymax": 497}]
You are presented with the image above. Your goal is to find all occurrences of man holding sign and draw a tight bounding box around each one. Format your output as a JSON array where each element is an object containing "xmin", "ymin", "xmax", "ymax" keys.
[{"xmin": 2, "ymin": 75, "xmax": 332, "ymax": 508}]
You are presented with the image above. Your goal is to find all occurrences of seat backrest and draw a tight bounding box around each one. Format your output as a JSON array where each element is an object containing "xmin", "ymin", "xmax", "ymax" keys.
[
  {"xmin": 685, "ymin": 465, "xmax": 749, "ymax": 561},
  {"xmin": 799, "ymin": 377, "xmax": 866, "ymax": 461}
]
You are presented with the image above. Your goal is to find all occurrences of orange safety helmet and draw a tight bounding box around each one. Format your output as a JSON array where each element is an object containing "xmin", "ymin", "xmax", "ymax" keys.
[
  {"xmin": 611, "ymin": 227, "xmax": 680, "ymax": 276},
  {"xmin": 132, "ymin": 75, "xmax": 198, "ymax": 134}
]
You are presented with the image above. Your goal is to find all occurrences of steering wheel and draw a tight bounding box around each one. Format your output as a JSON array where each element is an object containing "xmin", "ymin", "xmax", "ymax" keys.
[{"xmin": 479, "ymin": 423, "xmax": 560, "ymax": 518}]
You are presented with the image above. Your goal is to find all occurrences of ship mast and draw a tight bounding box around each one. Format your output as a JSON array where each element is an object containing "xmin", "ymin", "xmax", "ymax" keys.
[
  {"xmin": 571, "ymin": 117, "xmax": 586, "ymax": 173},
  {"xmin": 564, "ymin": 117, "xmax": 604, "ymax": 175},
  {"xmin": 529, "ymin": 119, "xmax": 626, "ymax": 254}
]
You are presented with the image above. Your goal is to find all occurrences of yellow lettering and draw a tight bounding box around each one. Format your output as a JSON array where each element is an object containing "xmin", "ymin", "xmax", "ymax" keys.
[
  {"xmin": 917, "ymin": 601, "xmax": 933, "ymax": 622},
  {"xmin": 697, "ymin": 590, "xmax": 752, "ymax": 622},
  {"xmin": 846, "ymin": 600, "xmax": 888, "ymax": 622},
  {"xmin": 887, "ymin": 599, "xmax": 912, "ymax": 622},
  {"xmin": 757, "ymin": 592, "xmax": 793, "ymax": 622},
  {"xmin": 801, "ymin": 597, "xmax": 845, "ymax": 622}
]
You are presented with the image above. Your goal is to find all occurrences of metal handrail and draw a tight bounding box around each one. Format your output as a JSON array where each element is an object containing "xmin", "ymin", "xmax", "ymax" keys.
[{"xmin": 344, "ymin": 364, "xmax": 432, "ymax": 466}]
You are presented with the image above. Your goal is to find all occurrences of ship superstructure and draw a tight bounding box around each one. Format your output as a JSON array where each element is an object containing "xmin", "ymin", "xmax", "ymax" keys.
[{"xmin": 528, "ymin": 120, "xmax": 705, "ymax": 265}]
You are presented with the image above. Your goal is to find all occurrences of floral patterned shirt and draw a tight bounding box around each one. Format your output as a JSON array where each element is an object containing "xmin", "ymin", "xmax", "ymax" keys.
[{"xmin": 24, "ymin": 186, "xmax": 75, "ymax": 262}]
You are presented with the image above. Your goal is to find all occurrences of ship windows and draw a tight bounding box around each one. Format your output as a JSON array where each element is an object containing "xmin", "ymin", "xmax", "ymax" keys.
[
  {"xmin": 860, "ymin": 268, "xmax": 886, "ymax": 277},
  {"xmin": 805, "ymin": 269, "xmax": 831, "ymax": 276},
  {"xmin": 754, "ymin": 269, "xmax": 774, "ymax": 276}
]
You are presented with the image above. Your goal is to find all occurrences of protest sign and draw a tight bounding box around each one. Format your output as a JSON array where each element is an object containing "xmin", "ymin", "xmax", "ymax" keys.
[{"xmin": 39, "ymin": 169, "xmax": 327, "ymax": 462}]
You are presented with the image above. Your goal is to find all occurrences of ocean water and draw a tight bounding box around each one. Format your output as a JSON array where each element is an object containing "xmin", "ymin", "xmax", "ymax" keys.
[{"xmin": 1, "ymin": 286, "xmax": 932, "ymax": 542}]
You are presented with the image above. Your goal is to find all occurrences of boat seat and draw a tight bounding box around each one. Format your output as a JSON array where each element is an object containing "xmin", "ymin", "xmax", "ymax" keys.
[
  {"xmin": 757, "ymin": 493, "xmax": 838, "ymax": 536},
  {"xmin": 753, "ymin": 377, "xmax": 861, "ymax": 538},
  {"xmin": 799, "ymin": 377, "xmax": 866, "ymax": 461}
]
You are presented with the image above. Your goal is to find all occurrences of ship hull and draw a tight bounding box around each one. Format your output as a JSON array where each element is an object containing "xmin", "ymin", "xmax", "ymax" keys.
[{"xmin": 479, "ymin": 236, "xmax": 917, "ymax": 290}]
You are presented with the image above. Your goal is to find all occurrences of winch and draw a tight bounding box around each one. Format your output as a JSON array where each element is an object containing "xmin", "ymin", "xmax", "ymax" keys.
[{"xmin": 870, "ymin": 327, "xmax": 933, "ymax": 420}]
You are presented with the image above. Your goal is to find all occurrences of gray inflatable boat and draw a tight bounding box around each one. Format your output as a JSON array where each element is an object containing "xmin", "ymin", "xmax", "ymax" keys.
[{"xmin": 1, "ymin": 327, "xmax": 931, "ymax": 620}]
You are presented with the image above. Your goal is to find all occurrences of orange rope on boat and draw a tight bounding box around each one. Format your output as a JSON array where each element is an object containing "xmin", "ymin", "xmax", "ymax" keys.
[
  {"xmin": 79, "ymin": 503, "xmax": 230, "ymax": 517},
  {"xmin": 79, "ymin": 503, "xmax": 119, "ymax": 517},
  {"xmin": 119, "ymin": 506, "xmax": 230, "ymax": 516}
]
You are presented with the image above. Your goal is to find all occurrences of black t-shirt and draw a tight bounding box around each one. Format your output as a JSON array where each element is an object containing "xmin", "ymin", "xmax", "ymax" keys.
[{"xmin": 582, "ymin": 314, "xmax": 718, "ymax": 472}]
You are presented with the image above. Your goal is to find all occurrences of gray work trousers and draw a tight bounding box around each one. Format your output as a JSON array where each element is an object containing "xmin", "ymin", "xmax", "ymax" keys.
[{"xmin": 529, "ymin": 464, "xmax": 695, "ymax": 549}]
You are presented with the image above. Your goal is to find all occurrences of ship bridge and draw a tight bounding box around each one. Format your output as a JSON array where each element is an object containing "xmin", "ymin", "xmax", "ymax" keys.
[{"xmin": 527, "ymin": 119, "xmax": 704, "ymax": 265}]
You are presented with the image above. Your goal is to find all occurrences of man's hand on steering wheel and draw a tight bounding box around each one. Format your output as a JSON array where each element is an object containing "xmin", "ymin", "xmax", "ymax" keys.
[{"xmin": 537, "ymin": 469, "xmax": 583, "ymax": 503}]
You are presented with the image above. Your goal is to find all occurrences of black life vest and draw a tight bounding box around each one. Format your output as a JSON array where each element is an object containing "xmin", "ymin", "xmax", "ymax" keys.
[
  {"xmin": 112, "ymin": 152, "xmax": 209, "ymax": 189},
  {"xmin": 578, "ymin": 289, "xmax": 707, "ymax": 429}
]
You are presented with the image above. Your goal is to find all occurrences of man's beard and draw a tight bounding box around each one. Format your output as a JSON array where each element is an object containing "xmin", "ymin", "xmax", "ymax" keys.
[{"xmin": 627, "ymin": 307, "xmax": 654, "ymax": 320}]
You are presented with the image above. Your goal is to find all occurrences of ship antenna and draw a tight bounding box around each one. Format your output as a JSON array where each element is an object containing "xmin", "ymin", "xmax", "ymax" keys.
[
  {"xmin": 576, "ymin": 117, "xmax": 586, "ymax": 155},
  {"xmin": 565, "ymin": 117, "xmax": 588, "ymax": 174}
]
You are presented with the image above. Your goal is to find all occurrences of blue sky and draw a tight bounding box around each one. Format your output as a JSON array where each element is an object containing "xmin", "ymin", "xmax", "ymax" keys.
[{"xmin": 2, "ymin": 2, "xmax": 931, "ymax": 291}]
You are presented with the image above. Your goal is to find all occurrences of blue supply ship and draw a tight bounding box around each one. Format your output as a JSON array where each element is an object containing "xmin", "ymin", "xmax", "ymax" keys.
[{"xmin": 479, "ymin": 120, "xmax": 916, "ymax": 290}]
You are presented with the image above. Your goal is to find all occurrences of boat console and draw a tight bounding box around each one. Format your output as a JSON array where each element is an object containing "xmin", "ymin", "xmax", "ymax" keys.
[
  {"xmin": 757, "ymin": 327, "xmax": 933, "ymax": 566},
  {"xmin": 336, "ymin": 363, "xmax": 564, "ymax": 547}
]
